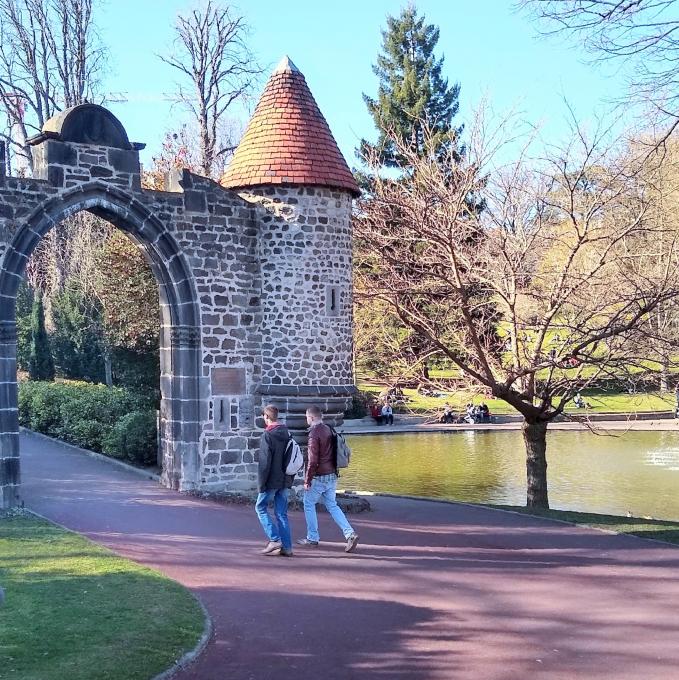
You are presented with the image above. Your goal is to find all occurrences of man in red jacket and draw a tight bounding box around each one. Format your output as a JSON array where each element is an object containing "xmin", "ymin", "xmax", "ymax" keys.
[{"xmin": 297, "ymin": 405, "xmax": 359, "ymax": 552}]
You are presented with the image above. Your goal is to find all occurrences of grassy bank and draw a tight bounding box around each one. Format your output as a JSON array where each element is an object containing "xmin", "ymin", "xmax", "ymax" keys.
[
  {"xmin": 490, "ymin": 505, "xmax": 679, "ymax": 546},
  {"xmin": 358, "ymin": 380, "xmax": 675, "ymax": 416},
  {"xmin": 0, "ymin": 513, "xmax": 205, "ymax": 680}
]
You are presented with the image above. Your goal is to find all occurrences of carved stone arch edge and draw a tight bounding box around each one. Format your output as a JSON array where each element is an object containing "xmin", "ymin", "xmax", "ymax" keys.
[{"xmin": 0, "ymin": 181, "xmax": 203, "ymax": 507}]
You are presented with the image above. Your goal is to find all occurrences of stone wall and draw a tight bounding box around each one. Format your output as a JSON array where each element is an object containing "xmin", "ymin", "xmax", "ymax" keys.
[{"xmin": 0, "ymin": 107, "xmax": 355, "ymax": 508}]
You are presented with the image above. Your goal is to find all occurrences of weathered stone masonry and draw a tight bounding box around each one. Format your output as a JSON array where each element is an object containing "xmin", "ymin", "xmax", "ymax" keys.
[{"xmin": 0, "ymin": 57, "xmax": 359, "ymax": 509}]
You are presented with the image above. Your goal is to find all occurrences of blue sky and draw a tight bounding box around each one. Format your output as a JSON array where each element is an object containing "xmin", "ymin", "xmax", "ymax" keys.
[{"xmin": 99, "ymin": 0, "xmax": 627, "ymax": 169}]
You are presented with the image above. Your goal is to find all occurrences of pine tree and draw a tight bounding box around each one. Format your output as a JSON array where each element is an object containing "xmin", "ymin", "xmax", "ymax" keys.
[
  {"xmin": 28, "ymin": 292, "xmax": 55, "ymax": 381},
  {"xmin": 51, "ymin": 282, "xmax": 106, "ymax": 384},
  {"xmin": 362, "ymin": 5, "xmax": 461, "ymax": 168},
  {"xmin": 15, "ymin": 282, "xmax": 34, "ymax": 372}
]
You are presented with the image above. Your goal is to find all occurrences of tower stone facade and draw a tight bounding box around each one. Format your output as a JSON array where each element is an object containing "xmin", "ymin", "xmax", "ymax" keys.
[
  {"xmin": 222, "ymin": 56, "xmax": 359, "ymax": 434},
  {"xmin": 0, "ymin": 56, "xmax": 358, "ymax": 508}
]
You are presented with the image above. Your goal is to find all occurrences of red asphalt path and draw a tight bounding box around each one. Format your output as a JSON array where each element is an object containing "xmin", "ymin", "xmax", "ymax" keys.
[{"xmin": 19, "ymin": 431, "xmax": 679, "ymax": 680}]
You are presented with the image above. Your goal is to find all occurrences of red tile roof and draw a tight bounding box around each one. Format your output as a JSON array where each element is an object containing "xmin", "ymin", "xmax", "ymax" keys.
[{"xmin": 221, "ymin": 56, "xmax": 360, "ymax": 197}]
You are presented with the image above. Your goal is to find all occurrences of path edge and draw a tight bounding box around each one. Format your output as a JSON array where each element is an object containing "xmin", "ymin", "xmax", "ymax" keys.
[
  {"xmin": 20, "ymin": 428, "xmax": 160, "ymax": 482},
  {"xmin": 353, "ymin": 490, "xmax": 679, "ymax": 549},
  {"xmin": 151, "ymin": 595, "xmax": 213, "ymax": 680}
]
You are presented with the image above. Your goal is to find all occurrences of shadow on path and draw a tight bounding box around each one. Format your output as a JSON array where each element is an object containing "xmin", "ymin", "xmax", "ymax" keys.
[{"xmin": 17, "ymin": 431, "xmax": 679, "ymax": 680}]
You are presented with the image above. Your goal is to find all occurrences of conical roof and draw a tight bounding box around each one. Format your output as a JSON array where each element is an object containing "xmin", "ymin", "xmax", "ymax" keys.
[{"xmin": 222, "ymin": 56, "xmax": 360, "ymax": 196}]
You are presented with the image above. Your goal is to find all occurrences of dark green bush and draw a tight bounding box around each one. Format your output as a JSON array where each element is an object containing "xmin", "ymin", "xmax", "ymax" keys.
[
  {"xmin": 18, "ymin": 381, "xmax": 78, "ymax": 436},
  {"xmin": 344, "ymin": 390, "xmax": 371, "ymax": 419},
  {"xmin": 103, "ymin": 411, "xmax": 158, "ymax": 466},
  {"xmin": 111, "ymin": 347, "xmax": 160, "ymax": 401},
  {"xmin": 18, "ymin": 380, "xmax": 157, "ymax": 466}
]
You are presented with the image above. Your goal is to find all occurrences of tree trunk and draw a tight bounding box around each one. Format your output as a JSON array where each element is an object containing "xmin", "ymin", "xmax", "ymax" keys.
[
  {"xmin": 103, "ymin": 348, "xmax": 113, "ymax": 387},
  {"xmin": 660, "ymin": 361, "xmax": 670, "ymax": 392},
  {"xmin": 522, "ymin": 418, "xmax": 549, "ymax": 509}
]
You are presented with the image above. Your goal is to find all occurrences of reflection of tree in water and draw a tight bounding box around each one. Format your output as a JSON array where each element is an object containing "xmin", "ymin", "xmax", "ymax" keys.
[
  {"xmin": 346, "ymin": 430, "xmax": 679, "ymax": 521},
  {"xmin": 344, "ymin": 432, "xmax": 518, "ymax": 503}
]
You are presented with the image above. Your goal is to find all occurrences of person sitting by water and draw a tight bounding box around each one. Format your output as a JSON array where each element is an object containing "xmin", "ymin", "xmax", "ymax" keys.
[
  {"xmin": 574, "ymin": 392, "xmax": 586, "ymax": 408},
  {"xmin": 370, "ymin": 402, "xmax": 383, "ymax": 425},
  {"xmin": 381, "ymin": 401, "xmax": 394, "ymax": 425},
  {"xmin": 441, "ymin": 403, "xmax": 455, "ymax": 424},
  {"xmin": 464, "ymin": 403, "xmax": 476, "ymax": 424},
  {"xmin": 479, "ymin": 403, "xmax": 490, "ymax": 422}
]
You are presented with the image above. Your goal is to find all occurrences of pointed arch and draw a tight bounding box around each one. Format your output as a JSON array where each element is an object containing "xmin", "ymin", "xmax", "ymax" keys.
[{"xmin": 0, "ymin": 182, "xmax": 203, "ymax": 507}]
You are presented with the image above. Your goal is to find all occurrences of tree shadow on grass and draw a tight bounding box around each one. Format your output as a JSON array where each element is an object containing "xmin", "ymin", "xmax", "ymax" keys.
[{"xmin": 490, "ymin": 505, "xmax": 679, "ymax": 547}]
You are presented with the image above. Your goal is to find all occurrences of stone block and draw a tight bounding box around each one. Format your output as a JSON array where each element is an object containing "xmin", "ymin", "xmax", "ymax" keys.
[
  {"xmin": 184, "ymin": 191, "xmax": 207, "ymax": 213},
  {"xmin": 0, "ymin": 455, "xmax": 19, "ymax": 485},
  {"xmin": 0, "ymin": 432, "xmax": 18, "ymax": 457},
  {"xmin": 0, "ymin": 483, "xmax": 20, "ymax": 510},
  {"xmin": 0, "ymin": 408, "xmax": 18, "ymax": 433},
  {"xmin": 47, "ymin": 166, "xmax": 64, "ymax": 187},
  {"xmin": 44, "ymin": 140, "xmax": 77, "ymax": 166},
  {"xmin": 221, "ymin": 450, "xmax": 240, "ymax": 465},
  {"xmin": 90, "ymin": 166, "xmax": 113, "ymax": 178},
  {"xmin": 107, "ymin": 148, "xmax": 140, "ymax": 174}
]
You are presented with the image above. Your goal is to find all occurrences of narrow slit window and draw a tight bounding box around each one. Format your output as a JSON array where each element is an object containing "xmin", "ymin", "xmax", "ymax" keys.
[{"xmin": 325, "ymin": 285, "xmax": 340, "ymax": 316}]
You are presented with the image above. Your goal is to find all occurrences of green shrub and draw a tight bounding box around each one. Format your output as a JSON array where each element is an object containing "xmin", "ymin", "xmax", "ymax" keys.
[
  {"xmin": 111, "ymin": 347, "xmax": 160, "ymax": 400},
  {"xmin": 103, "ymin": 411, "xmax": 158, "ymax": 465},
  {"xmin": 344, "ymin": 390, "xmax": 370, "ymax": 419},
  {"xmin": 61, "ymin": 419, "xmax": 108, "ymax": 450},
  {"xmin": 18, "ymin": 381, "xmax": 78, "ymax": 436},
  {"xmin": 18, "ymin": 381, "xmax": 157, "ymax": 464}
]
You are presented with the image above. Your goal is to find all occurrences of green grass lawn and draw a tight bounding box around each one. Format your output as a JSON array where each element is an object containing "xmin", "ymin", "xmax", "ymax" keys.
[
  {"xmin": 0, "ymin": 513, "xmax": 205, "ymax": 680},
  {"xmin": 358, "ymin": 379, "xmax": 676, "ymax": 416},
  {"xmin": 489, "ymin": 505, "xmax": 679, "ymax": 546}
]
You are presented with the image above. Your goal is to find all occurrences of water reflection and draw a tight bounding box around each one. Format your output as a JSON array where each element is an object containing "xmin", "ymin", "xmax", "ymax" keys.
[{"xmin": 343, "ymin": 430, "xmax": 679, "ymax": 521}]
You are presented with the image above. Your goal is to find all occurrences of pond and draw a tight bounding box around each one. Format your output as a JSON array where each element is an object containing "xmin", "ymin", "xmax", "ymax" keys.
[{"xmin": 343, "ymin": 430, "xmax": 679, "ymax": 521}]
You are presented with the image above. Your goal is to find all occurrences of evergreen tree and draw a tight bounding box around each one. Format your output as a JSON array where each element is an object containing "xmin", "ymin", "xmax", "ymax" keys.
[
  {"xmin": 362, "ymin": 5, "xmax": 461, "ymax": 168},
  {"xmin": 51, "ymin": 282, "xmax": 106, "ymax": 384},
  {"xmin": 28, "ymin": 293, "xmax": 55, "ymax": 381},
  {"xmin": 15, "ymin": 282, "xmax": 34, "ymax": 372}
]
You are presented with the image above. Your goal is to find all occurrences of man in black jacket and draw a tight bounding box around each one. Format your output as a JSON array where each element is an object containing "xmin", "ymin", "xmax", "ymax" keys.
[{"xmin": 255, "ymin": 404, "xmax": 294, "ymax": 556}]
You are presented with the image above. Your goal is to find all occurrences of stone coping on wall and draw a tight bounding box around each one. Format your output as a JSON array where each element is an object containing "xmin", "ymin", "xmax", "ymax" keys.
[{"xmin": 256, "ymin": 384, "xmax": 358, "ymax": 397}]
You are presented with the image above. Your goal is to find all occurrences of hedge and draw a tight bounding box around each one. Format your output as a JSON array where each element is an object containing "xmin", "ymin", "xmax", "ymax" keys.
[{"xmin": 19, "ymin": 381, "xmax": 158, "ymax": 466}]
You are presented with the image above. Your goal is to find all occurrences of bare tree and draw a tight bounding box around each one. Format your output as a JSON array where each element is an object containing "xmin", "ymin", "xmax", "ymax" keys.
[
  {"xmin": 160, "ymin": 1, "xmax": 260, "ymax": 178},
  {"xmin": 625, "ymin": 135, "xmax": 679, "ymax": 391},
  {"xmin": 518, "ymin": 1, "xmax": 679, "ymax": 121},
  {"xmin": 0, "ymin": 0, "xmax": 105, "ymax": 173},
  {"xmin": 355, "ymin": 111, "xmax": 679, "ymax": 508}
]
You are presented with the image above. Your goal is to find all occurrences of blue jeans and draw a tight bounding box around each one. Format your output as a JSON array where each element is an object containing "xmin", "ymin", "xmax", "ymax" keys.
[
  {"xmin": 303, "ymin": 474, "xmax": 354, "ymax": 542},
  {"xmin": 255, "ymin": 488, "xmax": 292, "ymax": 550}
]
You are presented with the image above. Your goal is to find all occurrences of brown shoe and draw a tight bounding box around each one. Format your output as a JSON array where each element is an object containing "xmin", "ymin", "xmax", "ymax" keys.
[
  {"xmin": 261, "ymin": 540, "xmax": 282, "ymax": 555},
  {"xmin": 345, "ymin": 533, "xmax": 359, "ymax": 553}
]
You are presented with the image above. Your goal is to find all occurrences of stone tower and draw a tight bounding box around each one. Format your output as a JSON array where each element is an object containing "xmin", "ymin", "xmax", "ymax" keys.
[{"xmin": 222, "ymin": 56, "xmax": 360, "ymax": 435}]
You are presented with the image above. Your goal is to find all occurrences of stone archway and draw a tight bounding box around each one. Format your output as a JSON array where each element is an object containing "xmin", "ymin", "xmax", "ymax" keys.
[
  {"xmin": 1, "ymin": 57, "xmax": 358, "ymax": 510},
  {"xmin": 0, "ymin": 181, "xmax": 202, "ymax": 507}
]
